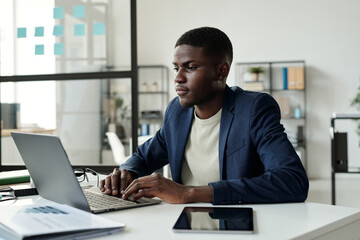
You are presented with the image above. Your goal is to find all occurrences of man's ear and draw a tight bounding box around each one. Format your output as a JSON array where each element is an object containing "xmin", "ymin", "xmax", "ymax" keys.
[{"xmin": 217, "ymin": 63, "xmax": 230, "ymax": 81}]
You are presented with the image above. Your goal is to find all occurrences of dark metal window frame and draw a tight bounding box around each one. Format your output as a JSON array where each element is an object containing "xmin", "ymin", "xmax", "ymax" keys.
[{"xmin": 0, "ymin": 0, "xmax": 138, "ymax": 174}]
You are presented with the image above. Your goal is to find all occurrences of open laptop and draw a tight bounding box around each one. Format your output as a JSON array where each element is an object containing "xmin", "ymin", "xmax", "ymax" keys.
[{"xmin": 11, "ymin": 132, "xmax": 161, "ymax": 214}]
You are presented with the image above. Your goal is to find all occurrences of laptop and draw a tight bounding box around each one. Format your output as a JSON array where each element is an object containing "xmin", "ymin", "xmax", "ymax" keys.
[{"xmin": 11, "ymin": 132, "xmax": 161, "ymax": 214}]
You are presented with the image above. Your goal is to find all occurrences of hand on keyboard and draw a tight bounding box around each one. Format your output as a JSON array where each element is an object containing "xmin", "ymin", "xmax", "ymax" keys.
[{"xmin": 99, "ymin": 168, "xmax": 137, "ymax": 196}]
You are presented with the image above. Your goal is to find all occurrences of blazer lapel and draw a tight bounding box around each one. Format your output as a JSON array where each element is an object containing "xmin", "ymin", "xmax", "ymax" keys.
[
  {"xmin": 219, "ymin": 86, "xmax": 235, "ymax": 180},
  {"xmin": 172, "ymin": 108, "xmax": 194, "ymax": 183}
]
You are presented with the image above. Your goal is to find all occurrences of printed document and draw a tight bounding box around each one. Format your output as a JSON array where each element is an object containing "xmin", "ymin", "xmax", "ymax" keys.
[{"xmin": 0, "ymin": 202, "xmax": 125, "ymax": 240}]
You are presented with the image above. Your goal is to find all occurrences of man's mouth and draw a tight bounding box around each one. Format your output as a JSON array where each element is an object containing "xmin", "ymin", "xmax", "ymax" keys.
[{"xmin": 175, "ymin": 85, "xmax": 189, "ymax": 96}]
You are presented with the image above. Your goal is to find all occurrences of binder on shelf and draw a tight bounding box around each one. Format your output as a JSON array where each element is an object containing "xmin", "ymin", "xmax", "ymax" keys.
[
  {"xmin": 282, "ymin": 67, "xmax": 288, "ymax": 90},
  {"xmin": 287, "ymin": 67, "xmax": 297, "ymax": 90},
  {"xmin": 286, "ymin": 66, "xmax": 304, "ymax": 90},
  {"xmin": 295, "ymin": 67, "xmax": 305, "ymax": 90},
  {"xmin": 334, "ymin": 132, "xmax": 348, "ymax": 172}
]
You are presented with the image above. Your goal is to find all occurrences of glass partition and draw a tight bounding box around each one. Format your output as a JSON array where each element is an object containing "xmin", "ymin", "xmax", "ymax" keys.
[
  {"xmin": 0, "ymin": 0, "xmax": 137, "ymax": 171},
  {"xmin": 1, "ymin": 78, "xmax": 133, "ymax": 166},
  {"xmin": 0, "ymin": 0, "xmax": 131, "ymax": 76}
]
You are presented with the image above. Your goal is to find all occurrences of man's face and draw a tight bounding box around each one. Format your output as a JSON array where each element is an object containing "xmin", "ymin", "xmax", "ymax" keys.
[{"xmin": 172, "ymin": 45, "xmax": 222, "ymax": 108}]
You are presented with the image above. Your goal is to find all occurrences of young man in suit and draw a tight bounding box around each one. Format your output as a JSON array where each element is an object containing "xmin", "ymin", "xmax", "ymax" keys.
[{"xmin": 100, "ymin": 27, "xmax": 309, "ymax": 204}]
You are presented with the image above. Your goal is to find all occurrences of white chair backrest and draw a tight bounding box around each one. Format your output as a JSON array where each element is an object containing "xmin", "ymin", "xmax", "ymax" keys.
[{"xmin": 105, "ymin": 132, "xmax": 126, "ymax": 165}]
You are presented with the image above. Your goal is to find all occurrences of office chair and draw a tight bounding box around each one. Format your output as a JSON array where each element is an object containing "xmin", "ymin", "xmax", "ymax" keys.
[{"xmin": 105, "ymin": 132, "xmax": 127, "ymax": 165}]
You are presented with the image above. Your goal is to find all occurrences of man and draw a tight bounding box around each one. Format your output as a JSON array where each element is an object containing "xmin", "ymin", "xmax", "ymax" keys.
[{"xmin": 100, "ymin": 27, "xmax": 309, "ymax": 204}]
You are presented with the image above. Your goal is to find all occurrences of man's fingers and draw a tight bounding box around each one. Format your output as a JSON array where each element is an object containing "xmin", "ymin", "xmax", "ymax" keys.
[
  {"xmin": 122, "ymin": 179, "xmax": 157, "ymax": 200},
  {"xmin": 103, "ymin": 175, "xmax": 112, "ymax": 194},
  {"xmin": 101, "ymin": 170, "xmax": 164, "ymax": 199},
  {"xmin": 120, "ymin": 169, "xmax": 130, "ymax": 192},
  {"xmin": 132, "ymin": 188, "xmax": 155, "ymax": 201},
  {"xmin": 110, "ymin": 168, "xmax": 120, "ymax": 196},
  {"xmin": 99, "ymin": 179, "xmax": 105, "ymax": 191},
  {"xmin": 121, "ymin": 176, "xmax": 148, "ymax": 195}
]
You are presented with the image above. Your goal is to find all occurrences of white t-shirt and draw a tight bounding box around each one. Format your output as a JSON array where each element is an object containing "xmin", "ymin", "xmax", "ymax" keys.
[{"xmin": 181, "ymin": 109, "xmax": 222, "ymax": 186}]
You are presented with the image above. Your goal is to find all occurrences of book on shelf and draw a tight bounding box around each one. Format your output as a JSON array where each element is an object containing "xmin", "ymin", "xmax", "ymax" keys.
[
  {"xmin": 0, "ymin": 202, "xmax": 125, "ymax": 240},
  {"xmin": 243, "ymin": 81, "xmax": 264, "ymax": 91}
]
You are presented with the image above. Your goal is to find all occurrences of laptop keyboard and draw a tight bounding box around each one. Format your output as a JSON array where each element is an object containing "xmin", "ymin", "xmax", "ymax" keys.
[{"xmin": 84, "ymin": 189, "xmax": 137, "ymax": 209}]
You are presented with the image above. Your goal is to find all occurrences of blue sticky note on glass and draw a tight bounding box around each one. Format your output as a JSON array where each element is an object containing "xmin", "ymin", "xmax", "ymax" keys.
[
  {"xmin": 35, "ymin": 45, "xmax": 44, "ymax": 55},
  {"xmin": 93, "ymin": 22, "xmax": 105, "ymax": 35},
  {"xmin": 17, "ymin": 28, "xmax": 26, "ymax": 38},
  {"xmin": 74, "ymin": 24, "xmax": 85, "ymax": 36},
  {"xmin": 54, "ymin": 43, "xmax": 64, "ymax": 55},
  {"xmin": 53, "ymin": 25, "xmax": 64, "ymax": 36},
  {"xmin": 53, "ymin": 7, "xmax": 64, "ymax": 19},
  {"xmin": 35, "ymin": 27, "xmax": 44, "ymax": 37},
  {"xmin": 73, "ymin": 5, "xmax": 85, "ymax": 18}
]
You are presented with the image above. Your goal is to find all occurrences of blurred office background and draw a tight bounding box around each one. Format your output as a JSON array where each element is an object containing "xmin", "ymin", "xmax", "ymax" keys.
[{"xmin": 1, "ymin": 0, "xmax": 360, "ymax": 208}]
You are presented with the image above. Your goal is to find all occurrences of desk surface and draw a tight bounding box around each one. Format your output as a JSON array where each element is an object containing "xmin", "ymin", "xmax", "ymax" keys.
[
  {"xmin": 1, "ymin": 128, "xmax": 55, "ymax": 137},
  {"xmin": 2, "ymin": 196, "xmax": 360, "ymax": 240}
]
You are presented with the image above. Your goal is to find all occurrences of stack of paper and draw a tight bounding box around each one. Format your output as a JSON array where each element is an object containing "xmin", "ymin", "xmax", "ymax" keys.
[
  {"xmin": 243, "ymin": 81, "xmax": 264, "ymax": 91},
  {"xmin": 0, "ymin": 202, "xmax": 125, "ymax": 240},
  {"xmin": 286, "ymin": 131, "xmax": 298, "ymax": 147}
]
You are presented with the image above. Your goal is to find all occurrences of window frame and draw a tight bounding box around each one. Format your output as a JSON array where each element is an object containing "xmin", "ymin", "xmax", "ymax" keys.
[{"xmin": 0, "ymin": 0, "xmax": 138, "ymax": 173}]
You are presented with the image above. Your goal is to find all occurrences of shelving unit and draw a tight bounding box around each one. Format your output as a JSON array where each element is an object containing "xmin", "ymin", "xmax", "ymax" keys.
[
  {"xmin": 100, "ymin": 65, "xmax": 169, "ymax": 162},
  {"xmin": 100, "ymin": 75, "xmax": 133, "ymax": 159},
  {"xmin": 138, "ymin": 65, "xmax": 169, "ymax": 137},
  {"xmin": 235, "ymin": 60, "xmax": 307, "ymax": 167},
  {"xmin": 330, "ymin": 113, "xmax": 360, "ymax": 205}
]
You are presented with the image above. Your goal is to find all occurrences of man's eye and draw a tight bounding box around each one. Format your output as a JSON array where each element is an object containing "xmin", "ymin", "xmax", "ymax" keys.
[
  {"xmin": 187, "ymin": 66, "xmax": 197, "ymax": 71},
  {"xmin": 173, "ymin": 67, "xmax": 179, "ymax": 72}
]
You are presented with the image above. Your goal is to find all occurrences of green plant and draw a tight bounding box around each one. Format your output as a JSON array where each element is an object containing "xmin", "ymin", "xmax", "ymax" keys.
[
  {"xmin": 114, "ymin": 98, "xmax": 123, "ymax": 109},
  {"xmin": 249, "ymin": 67, "xmax": 264, "ymax": 74},
  {"xmin": 114, "ymin": 97, "xmax": 129, "ymax": 120},
  {"xmin": 111, "ymin": 94, "xmax": 129, "ymax": 121},
  {"xmin": 350, "ymin": 85, "xmax": 360, "ymax": 135}
]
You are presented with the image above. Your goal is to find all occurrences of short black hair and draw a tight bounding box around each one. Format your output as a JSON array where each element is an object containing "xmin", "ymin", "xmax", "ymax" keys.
[{"xmin": 175, "ymin": 27, "xmax": 233, "ymax": 64}]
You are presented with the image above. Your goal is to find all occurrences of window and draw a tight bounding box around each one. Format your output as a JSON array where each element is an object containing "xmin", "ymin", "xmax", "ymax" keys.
[{"xmin": 0, "ymin": 0, "xmax": 137, "ymax": 171}]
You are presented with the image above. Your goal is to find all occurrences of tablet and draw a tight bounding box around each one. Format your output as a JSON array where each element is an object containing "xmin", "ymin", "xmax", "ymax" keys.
[{"xmin": 173, "ymin": 206, "xmax": 254, "ymax": 234}]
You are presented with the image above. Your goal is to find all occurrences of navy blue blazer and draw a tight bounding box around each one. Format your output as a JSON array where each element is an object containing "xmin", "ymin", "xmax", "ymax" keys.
[{"xmin": 120, "ymin": 85, "xmax": 309, "ymax": 204}]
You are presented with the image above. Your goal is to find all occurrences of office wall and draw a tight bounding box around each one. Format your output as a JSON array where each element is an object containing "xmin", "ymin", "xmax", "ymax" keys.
[{"xmin": 136, "ymin": 0, "xmax": 360, "ymax": 179}]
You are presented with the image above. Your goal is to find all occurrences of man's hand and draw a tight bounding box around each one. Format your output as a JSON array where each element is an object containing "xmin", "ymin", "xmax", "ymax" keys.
[
  {"xmin": 121, "ymin": 173, "xmax": 213, "ymax": 204},
  {"xmin": 99, "ymin": 168, "xmax": 135, "ymax": 196}
]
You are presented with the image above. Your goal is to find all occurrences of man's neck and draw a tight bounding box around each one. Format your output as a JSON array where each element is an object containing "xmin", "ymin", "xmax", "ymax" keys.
[{"xmin": 194, "ymin": 90, "xmax": 225, "ymax": 119}]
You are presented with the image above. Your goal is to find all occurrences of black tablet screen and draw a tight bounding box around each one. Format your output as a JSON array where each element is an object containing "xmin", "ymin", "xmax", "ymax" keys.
[{"xmin": 173, "ymin": 206, "xmax": 254, "ymax": 233}]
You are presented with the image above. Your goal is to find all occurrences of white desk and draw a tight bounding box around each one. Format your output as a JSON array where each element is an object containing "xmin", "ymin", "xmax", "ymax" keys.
[{"xmin": 2, "ymin": 196, "xmax": 360, "ymax": 240}]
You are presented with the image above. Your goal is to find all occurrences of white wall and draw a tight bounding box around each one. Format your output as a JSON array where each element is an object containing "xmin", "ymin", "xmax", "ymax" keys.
[{"xmin": 136, "ymin": 0, "xmax": 360, "ymax": 179}]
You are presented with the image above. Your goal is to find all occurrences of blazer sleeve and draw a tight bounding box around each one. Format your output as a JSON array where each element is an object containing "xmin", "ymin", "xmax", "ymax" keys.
[
  {"xmin": 209, "ymin": 93, "xmax": 309, "ymax": 204},
  {"xmin": 119, "ymin": 106, "xmax": 172, "ymax": 178}
]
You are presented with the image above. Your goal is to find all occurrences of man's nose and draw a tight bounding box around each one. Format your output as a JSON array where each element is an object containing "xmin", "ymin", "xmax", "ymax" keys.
[{"xmin": 174, "ymin": 69, "xmax": 185, "ymax": 83}]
